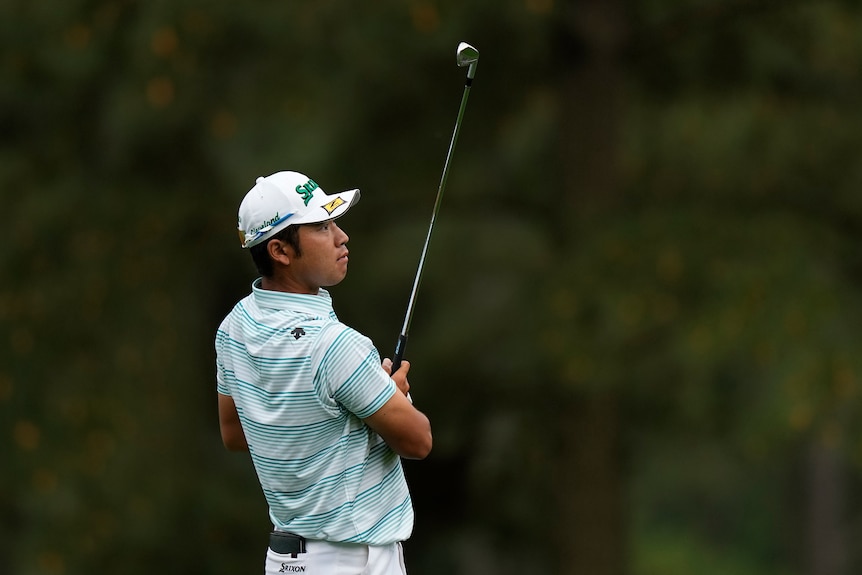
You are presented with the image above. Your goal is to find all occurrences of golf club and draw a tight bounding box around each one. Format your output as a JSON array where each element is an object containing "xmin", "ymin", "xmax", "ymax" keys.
[{"xmin": 391, "ymin": 41, "xmax": 479, "ymax": 376}]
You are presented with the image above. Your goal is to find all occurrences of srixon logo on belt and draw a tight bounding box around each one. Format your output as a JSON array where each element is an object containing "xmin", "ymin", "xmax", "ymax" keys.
[{"xmin": 279, "ymin": 564, "xmax": 306, "ymax": 573}]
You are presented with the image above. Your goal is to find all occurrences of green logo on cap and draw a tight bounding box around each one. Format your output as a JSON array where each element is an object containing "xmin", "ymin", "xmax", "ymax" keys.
[{"xmin": 295, "ymin": 179, "xmax": 319, "ymax": 206}]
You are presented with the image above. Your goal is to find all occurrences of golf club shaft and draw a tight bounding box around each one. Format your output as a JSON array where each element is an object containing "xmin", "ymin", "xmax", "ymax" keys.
[{"xmin": 391, "ymin": 74, "xmax": 474, "ymax": 375}]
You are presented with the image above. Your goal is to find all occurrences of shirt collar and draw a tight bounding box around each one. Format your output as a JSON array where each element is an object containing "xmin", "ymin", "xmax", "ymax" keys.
[{"xmin": 251, "ymin": 278, "xmax": 334, "ymax": 316}]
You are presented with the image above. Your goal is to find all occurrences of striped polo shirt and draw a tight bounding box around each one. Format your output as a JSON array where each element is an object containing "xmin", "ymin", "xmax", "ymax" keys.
[{"xmin": 215, "ymin": 280, "xmax": 413, "ymax": 544}]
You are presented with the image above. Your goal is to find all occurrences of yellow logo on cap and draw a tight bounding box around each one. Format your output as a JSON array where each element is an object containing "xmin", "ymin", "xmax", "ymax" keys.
[{"xmin": 322, "ymin": 196, "xmax": 345, "ymax": 215}]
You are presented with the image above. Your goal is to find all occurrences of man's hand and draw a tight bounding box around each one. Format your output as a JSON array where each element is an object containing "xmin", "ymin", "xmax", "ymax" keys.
[
  {"xmin": 367, "ymin": 357, "xmax": 430, "ymax": 460},
  {"xmin": 382, "ymin": 358, "xmax": 411, "ymax": 397}
]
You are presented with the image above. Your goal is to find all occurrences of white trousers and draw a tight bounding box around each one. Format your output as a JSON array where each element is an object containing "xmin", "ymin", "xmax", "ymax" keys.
[{"xmin": 265, "ymin": 540, "xmax": 407, "ymax": 575}]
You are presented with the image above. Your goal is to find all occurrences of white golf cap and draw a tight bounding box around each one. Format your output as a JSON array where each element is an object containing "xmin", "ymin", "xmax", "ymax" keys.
[{"xmin": 237, "ymin": 171, "xmax": 360, "ymax": 248}]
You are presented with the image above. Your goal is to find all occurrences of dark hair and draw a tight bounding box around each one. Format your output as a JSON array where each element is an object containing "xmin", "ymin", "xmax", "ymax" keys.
[{"xmin": 249, "ymin": 225, "xmax": 302, "ymax": 277}]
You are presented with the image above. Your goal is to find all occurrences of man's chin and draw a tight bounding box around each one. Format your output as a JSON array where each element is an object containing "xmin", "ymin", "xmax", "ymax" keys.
[{"xmin": 322, "ymin": 274, "xmax": 348, "ymax": 288}]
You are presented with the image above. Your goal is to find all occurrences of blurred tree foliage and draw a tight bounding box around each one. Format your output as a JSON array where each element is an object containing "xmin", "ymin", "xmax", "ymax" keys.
[{"xmin": 2, "ymin": 1, "xmax": 862, "ymax": 574}]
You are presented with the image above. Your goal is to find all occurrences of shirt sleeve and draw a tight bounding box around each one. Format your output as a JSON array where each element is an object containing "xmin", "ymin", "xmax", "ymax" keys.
[
  {"xmin": 214, "ymin": 326, "xmax": 232, "ymax": 396},
  {"xmin": 316, "ymin": 324, "xmax": 397, "ymax": 419}
]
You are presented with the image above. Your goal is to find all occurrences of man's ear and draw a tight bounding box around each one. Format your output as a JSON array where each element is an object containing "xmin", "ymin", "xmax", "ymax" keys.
[{"xmin": 266, "ymin": 238, "xmax": 294, "ymax": 267}]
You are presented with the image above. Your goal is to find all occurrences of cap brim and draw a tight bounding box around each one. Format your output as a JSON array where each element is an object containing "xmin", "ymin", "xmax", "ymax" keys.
[{"xmin": 290, "ymin": 188, "xmax": 360, "ymax": 225}]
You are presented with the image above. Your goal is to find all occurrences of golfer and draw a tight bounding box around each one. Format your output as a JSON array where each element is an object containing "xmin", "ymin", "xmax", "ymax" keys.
[{"xmin": 215, "ymin": 171, "xmax": 432, "ymax": 575}]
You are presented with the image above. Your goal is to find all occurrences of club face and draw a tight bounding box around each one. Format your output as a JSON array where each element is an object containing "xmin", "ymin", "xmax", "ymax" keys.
[{"xmin": 456, "ymin": 42, "xmax": 479, "ymax": 67}]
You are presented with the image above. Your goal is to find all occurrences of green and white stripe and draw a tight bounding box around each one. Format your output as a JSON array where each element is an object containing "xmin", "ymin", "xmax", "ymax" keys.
[{"xmin": 215, "ymin": 280, "xmax": 413, "ymax": 544}]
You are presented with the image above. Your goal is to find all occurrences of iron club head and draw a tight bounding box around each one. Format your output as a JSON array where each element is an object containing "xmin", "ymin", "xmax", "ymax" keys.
[{"xmin": 456, "ymin": 42, "xmax": 479, "ymax": 79}]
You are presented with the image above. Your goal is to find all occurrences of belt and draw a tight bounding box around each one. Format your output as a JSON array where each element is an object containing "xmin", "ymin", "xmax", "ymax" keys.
[{"xmin": 269, "ymin": 531, "xmax": 307, "ymax": 555}]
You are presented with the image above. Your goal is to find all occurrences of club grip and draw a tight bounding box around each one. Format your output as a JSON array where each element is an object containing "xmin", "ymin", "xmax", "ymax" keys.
[{"xmin": 391, "ymin": 334, "xmax": 407, "ymax": 375}]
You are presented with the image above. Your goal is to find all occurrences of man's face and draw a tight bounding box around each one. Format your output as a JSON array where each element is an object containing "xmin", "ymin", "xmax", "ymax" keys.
[{"xmin": 287, "ymin": 220, "xmax": 350, "ymax": 292}]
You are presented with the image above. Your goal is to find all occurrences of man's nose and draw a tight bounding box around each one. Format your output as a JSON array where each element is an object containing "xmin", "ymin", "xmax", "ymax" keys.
[{"xmin": 334, "ymin": 222, "xmax": 349, "ymax": 244}]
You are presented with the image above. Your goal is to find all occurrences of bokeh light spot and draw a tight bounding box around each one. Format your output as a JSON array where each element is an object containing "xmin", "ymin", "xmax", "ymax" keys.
[
  {"xmin": 14, "ymin": 420, "xmax": 40, "ymax": 451},
  {"xmin": 146, "ymin": 76, "xmax": 175, "ymax": 108},
  {"xmin": 410, "ymin": 2, "xmax": 439, "ymax": 33}
]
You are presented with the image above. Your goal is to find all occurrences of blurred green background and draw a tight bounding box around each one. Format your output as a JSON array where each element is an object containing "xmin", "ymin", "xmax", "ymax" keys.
[{"xmin": 3, "ymin": 1, "xmax": 862, "ymax": 573}]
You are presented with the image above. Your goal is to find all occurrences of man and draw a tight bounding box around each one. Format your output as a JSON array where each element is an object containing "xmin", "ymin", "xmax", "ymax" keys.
[{"xmin": 215, "ymin": 171, "xmax": 432, "ymax": 575}]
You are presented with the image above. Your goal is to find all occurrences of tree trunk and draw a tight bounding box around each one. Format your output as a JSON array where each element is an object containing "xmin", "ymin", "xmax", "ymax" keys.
[
  {"xmin": 555, "ymin": 392, "xmax": 625, "ymax": 575},
  {"xmin": 553, "ymin": 1, "xmax": 627, "ymax": 574},
  {"xmin": 806, "ymin": 436, "xmax": 847, "ymax": 575}
]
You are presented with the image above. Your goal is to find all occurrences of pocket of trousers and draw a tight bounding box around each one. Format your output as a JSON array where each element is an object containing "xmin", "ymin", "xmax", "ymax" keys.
[{"xmin": 265, "ymin": 548, "xmax": 308, "ymax": 575}]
